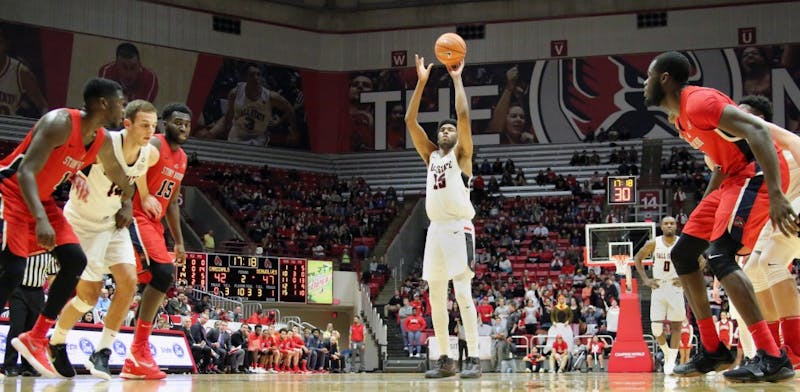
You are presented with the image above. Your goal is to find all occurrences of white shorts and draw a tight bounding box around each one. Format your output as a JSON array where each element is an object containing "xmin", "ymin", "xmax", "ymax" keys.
[
  {"xmin": 422, "ymin": 219, "xmax": 475, "ymax": 282},
  {"xmin": 65, "ymin": 211, "xmax": 136, "ymax": 282},
  {"xmin": 650, "ymin": 283, "xmax": 686, "ymax": 322}
]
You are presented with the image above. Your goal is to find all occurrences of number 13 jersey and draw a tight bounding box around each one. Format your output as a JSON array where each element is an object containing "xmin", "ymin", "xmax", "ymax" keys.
[
  {"xmin": 425, "ymin": 148, "xmax": 475, "ymax": 222},
  {"xmin": 133, "ymin": 133, "xmax": 186, "ymax": 222}
]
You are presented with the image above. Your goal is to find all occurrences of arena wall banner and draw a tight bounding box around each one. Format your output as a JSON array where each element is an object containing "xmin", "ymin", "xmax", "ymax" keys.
[
  {"xmin": 307, "ymin": 259, "xmax": 334, "ymax": 304},
  {"xmin": 345, "ymin": 44, "xmax": 800, "ymax": 151}
]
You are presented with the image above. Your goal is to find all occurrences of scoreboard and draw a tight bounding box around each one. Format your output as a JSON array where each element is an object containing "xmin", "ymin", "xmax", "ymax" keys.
[
  {"xmin": 176, "ymin": 253, "xmax": 329, "ymax": 304},
  {"xmin": 206, "ymin": 254, "xmax": 279, "ymax": 302},
  {"xmin": 607, "ymin": 175, "xmax": 637, "ymax": 205}
]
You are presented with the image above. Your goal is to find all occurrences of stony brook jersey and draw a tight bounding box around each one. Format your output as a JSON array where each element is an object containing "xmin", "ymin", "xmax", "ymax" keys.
[
  {"xmin": 133, "ymin": 134, "xmax": 186, "ymax": 222},
  {"xmin": 64, "ymin": 130, "xmax": 152, "ymax": 223},
  {"xmin": 652, "ymin": 235, "xmax": 678, "ymax": 281},
  {"xmin": 425, "ymin": 148, "xmax": 475, "ymax": 221}
]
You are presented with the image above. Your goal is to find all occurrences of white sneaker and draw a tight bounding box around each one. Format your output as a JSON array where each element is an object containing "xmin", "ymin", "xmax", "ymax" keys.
[
  {"xmin": 409, "ymin": 353, "xmax": 414, "ymax": 358},
  {"xmin": 268, "ymin": 368, "xmax": 278, "ymax": 374},
  {"xmin": 663, "ymin": 348, "xmax": 678, "ymax": 375}
]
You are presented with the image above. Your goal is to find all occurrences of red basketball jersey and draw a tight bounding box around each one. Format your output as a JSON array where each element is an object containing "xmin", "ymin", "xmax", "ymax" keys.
[
  {"xmin": 133, "ymin": 134, "xmax": 186, "ymax": 221},
  {"xmin": 675, "ymin": 86, "xmax": 785, "ymax": 177},
  {"xmin": 0, "ymin": 109, "xmax": 105, "ymax": 200}
]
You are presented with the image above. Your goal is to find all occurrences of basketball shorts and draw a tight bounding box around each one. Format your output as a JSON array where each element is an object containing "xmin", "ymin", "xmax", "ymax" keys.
[
  {"xmin": 0, "ymin": 193, "xmax": 78, "ymax": 256},
  {"xmin": 422, "ymin": 219, "xmax": 475, "ymax": 282},
  {"xmin": 130, "ymin": 214, "xmax": 172, "ymax": 284},
  {"xmin": 681, "ymin": 156, "xmax": 790, "ymax": 253},
  {"xmin": 650, "ymin": 283, "xmax": 686, "ymax": 322},
  {"xmin": 64, "ymin": 208, "xmax": 135, "ymax": 282}
]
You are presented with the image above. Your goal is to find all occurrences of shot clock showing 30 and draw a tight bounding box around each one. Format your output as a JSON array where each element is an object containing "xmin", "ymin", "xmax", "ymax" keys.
[{"xmin": 607, "ymin": 175, "xmax": 637, "ymax": 205}]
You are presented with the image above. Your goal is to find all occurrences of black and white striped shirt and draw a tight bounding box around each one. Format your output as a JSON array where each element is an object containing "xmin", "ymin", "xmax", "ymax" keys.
[{"xmin": 21, "ymin": 253, "xmax": 59, "ymax": 288}]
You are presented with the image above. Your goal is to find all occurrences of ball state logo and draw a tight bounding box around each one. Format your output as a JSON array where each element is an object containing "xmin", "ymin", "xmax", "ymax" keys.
[
  {"xmin": 150, "ymin": 342, "xmax": 157, "ymax": 357},
  {"xmin": 79, "ymin": 338, "xmax": 95, "ymax": 355},
  {"xmin": 113, "ymin": 340, "xmax": 127, "ymax": 357},
  {"xmin": 173, "ymin": 343, "xmax": 185, "ymax": 358}
]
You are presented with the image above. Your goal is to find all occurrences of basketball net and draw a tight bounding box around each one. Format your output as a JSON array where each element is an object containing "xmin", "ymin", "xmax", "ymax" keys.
[{"xmin": 612, "ymin": 254, "xmax": 633, "ymax": 293}]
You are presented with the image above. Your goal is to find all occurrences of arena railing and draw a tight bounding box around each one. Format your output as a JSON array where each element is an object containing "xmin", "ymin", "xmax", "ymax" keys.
[
  {"xmin": 189, "ymin": 288, "xmax": 244, "ymax": 315},
  {"xmin": 360, "ymin": 283, "xmax": 388, "ymax": 369}
]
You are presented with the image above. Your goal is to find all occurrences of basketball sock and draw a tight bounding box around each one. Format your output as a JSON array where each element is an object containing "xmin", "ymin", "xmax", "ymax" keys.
[
  {"xmin": 781, "ymin": 316, "xmax": 800, "ymax": 354},
  {"xmin": 749, "ymin": 320, "xmax": 781, "ymax": 357},
  {"xmin": 428, "ymin": 280, "xmax": 450, "ymax": 358},
  {"xmin": 697, "ymin": 317, "xmax": 721, "ymax": 352},
  {"xmin": 133, "ymin": 320, "xmax": 153, "ymax": 347},
  {"xmin": 97, "ymin": 327, "xmax": 118, "ymax": 351},
  {"xmin": 31, "ymin": 315, "xmax": 57, "ymax": 340},
  {"xmin": 49, "ymin": 323, "xmax": 69, "ymax": 345},
  {"xmin": 453, "ymin": 275, "xmax": 479, "ymax": 356},
  {"xmin": 767, "ymin": 321, "xmax": 782, "ymax": 347}
]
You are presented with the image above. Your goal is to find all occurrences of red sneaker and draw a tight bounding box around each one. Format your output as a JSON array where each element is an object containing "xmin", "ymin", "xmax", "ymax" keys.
[
  {"xmin": 782, "ymin": 345, "xmax": 800, "ymax": 370},
  {"xmin": 11, "ymin": 332, "xmax": 57, "ymax": 378},
  {"xmin": 120, "ymin": 344, "xmax": 166, "ymax": 379}
]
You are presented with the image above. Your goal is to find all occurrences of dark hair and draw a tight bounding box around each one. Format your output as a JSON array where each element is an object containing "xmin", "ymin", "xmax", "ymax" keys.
[
  {"xmin": 255, "ymin": 324, "xmax": 263, "ymax": 330},
  {"xmin": 437, "ymin": 118, "xmax": 457, "ymax": 131},
  {"xmin": 279, "ymin": 328, "xmax": 287, "ymax": 333},
  {"xmin": 124, "ymin": 99, "xmax": 157, "ymax": 121},
  {"xmin": 161, "ymin": 102, "xmax": 192, "ymax": 120},
  {"xmin": 739, "ymin": 95, "xmax": 773, "ymax": 122},
  {"xmin": 82, "ymin": 77, "xmax": 122, "ymax": 105},
  {"xmin": 653, "ymin": 51, "xmax": 691, "ymax": 85},
  {"xmin": 116, "ymin": 43, "xmax": 140, "ymax": 60}
]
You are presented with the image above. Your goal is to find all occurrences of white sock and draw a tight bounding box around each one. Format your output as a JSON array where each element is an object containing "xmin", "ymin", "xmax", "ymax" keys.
[
  {"xmin": 50, "ymin": 326, "xmax": 70, "ymax": 345},
  {"xmin": 453, "ymin": 275, "xmax": 479, "ymax": 356},
  {"xmin": 429, "ymin": 280, "xmax": 451, "ymax": 357},
  {"xmin": 97, "ymin": 327, "xmax": 118, "ymax": 350}
]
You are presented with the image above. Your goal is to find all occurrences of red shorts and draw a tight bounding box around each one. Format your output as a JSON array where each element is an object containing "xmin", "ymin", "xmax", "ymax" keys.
[
  {"xmin": 0, "ymin": 193, "xmax": 79, "ymax": 256},
  {"xmin": 131, "ymin": 214, "xmax": 172, "ymax": 284},
  {"xmin": 681, "ymin": 162, "xmax": 788, "ymax": 253}
]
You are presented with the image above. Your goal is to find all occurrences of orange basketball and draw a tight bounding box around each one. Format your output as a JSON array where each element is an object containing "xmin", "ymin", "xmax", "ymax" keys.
[{"xmin": 435, "ymin": 33, "xmax": 467, "ymax": 66}]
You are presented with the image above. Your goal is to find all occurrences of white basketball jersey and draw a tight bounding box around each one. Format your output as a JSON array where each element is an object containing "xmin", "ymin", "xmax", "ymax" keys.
[
  {"xmin": 0, "ymin": 57, "xmax": 23, "ymax": 116},
  {"xmin": 229, "ymin": 82, "xmax": 272, "ymax": 140},
  {"xmin": 425, "ymin": 148, "xmax": 475, "ymax": 221},
  {"xmin": 64, "ymin": 130, "xmax": 152, "ymax": 224},
  {"xmin": 652, "ymin": 235, "xmax": 679, "ymax": 281}
]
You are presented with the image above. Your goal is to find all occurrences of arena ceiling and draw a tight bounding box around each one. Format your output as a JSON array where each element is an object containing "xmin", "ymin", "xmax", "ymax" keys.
[{"xmin": 152, "ymin": 0, "xmax": 780, "ymax": 31}]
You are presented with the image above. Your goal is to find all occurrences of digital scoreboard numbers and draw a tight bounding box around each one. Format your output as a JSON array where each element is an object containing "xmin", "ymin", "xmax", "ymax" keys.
[
  {"xmin": 176, "ymin": 252, "xmax": 207, "ymax": 290},
  {"xmin": 607, "ymin": 175, "xmax": 637, "ymax": 205},
  {"xmin": 279, "ymin": 258, "xmax": 307, "ymax": 303},
  {"xmin": 207, "ymin": 254, "xmax": 279, "ymax": 302}
]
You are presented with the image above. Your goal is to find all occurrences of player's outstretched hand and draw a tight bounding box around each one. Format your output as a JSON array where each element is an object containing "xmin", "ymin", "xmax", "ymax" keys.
[
  {"xmin": 35, "ymin": 219, "xmax": 55, "ymax": 251},
  {"xmin": 446, "ymin": 60, "xmax": 465, "ymax": 78},
  {"xmin": 769, "ymin": 193, "xmax": 800, "ymax": 237},
  {"xmin": 142, "ymin": 194, "xmax": 162, "ymax": 220},
  {"xmin": 115, "ymin": 201, "xmax": 133, "ymax": 229},
  {"xmin": 415, "ymin": 55, "xmax": 433, "ymax": 83},
  {"xmin": 70, "ymin": 173, "xmax": 90, "ymax": 202}
]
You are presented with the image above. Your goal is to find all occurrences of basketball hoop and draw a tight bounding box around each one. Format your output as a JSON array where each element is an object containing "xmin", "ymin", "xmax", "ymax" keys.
[{"xmin": 612, "ymin": 254, "xmax": 633, "ymax": 293}]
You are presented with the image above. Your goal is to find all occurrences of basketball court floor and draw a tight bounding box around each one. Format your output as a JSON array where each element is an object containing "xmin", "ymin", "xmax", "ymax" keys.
[{"xmin": 3, "ymin": 372, "xmax": 800, "ymax": 392}]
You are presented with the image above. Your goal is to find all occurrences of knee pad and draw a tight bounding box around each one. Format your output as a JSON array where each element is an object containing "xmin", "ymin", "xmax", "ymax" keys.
[
  {"xmin": 650, "ymin": 322, "xmax": 663, "ymax": 337},
  {"xmin": 70, "ymin": 296, "xmax": 95, "ymax": 313},
  {"xmin": 148, "ymin": 262, "xmax": 174, "ymax": 292},
  {"xmin": 53, "ymin": 244, "xmax": 87, "ymax": 277},
  {"xmin": 707, "ymin": 233, "xmax": 742, "ymax": 280},
  {"xmin": 670, "ymin": 234, "xmax": 708, "ymax": 275}
]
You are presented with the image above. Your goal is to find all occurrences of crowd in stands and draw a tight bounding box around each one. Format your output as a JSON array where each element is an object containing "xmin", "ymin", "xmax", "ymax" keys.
[{"xmin": 184, "ymin": 162, "xmax": 400, "ymax": 260}]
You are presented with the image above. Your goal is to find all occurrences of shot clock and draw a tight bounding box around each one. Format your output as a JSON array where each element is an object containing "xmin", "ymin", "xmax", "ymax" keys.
[{"xmin": 607, "ymin": 175, "xmax": 637, "ymax": 205}]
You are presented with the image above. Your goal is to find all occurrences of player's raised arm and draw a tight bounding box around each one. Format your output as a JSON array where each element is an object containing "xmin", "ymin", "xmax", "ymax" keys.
[
  {"xmin": 447, "ymin": 61, "xmax": 474, "ymax": 172},
  {"xmin": 633, "ymin": 240, "xmax": 657, "ymax": 289},
  {"xmin": 17, "ymin": 110, "xmax": 72, "ymax": 249},
  {"xmin": 716, "ymin": 105, "xmax": 799, "ymax": 236},
  {"xmin": 405, "ymin": 55, "xmax": 437, "ymax": 165}
]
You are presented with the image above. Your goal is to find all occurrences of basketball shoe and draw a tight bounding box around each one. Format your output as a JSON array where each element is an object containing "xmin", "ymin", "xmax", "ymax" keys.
[
  {"xmin": 11, "ymin": 332, "xmax": 58, "ymax": 378},
  {"xmin": 120, "ymin": 343, "xmax": 166, "ymax": 379},
  {"xmin": 673, "ymin": 342, "xmax": 734, "ymax": 376},
  {"xmin": 460, "ymin": 356, "xmax": 482, "ymax": 378},
  {"xmin": 782, "ymin": 345, "xmax": 800, "ymax": 369},
  {"xmin": 425, "ymin": 355, "xmax": 457, "ymax": 378},
  {"xmin": 86, "ymin": 348, "xmax": 112, "ymax": 380},
  {"xmin": 723, "ymin": 348, "xmax": 794, "ymax": 382}
]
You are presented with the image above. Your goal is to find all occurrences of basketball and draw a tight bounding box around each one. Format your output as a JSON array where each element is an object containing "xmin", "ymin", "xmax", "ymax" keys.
[{"xmin": 434, "ymin": 33, "xmax": 467, "ymax": 66}]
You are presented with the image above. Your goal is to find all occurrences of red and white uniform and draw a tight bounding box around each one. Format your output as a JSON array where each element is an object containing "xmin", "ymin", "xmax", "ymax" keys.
[
  {"xmin": 132, "ymin": 134, "xmax": 186, "ymax": 271},
  {"xmin": 717, "ymin": 319, "xmax": 733, "ymax": 347},
  {"xmin": 677, "ymin": 86, "xmax": 789, "ymax": 251},
  {"xmin": 589, "ymin": 340, "xmax": 605, "ymax": 355},
  {"xmin": 680, "ymin": 324, "xmax": 693, "ymax": 350},
  {"xmin": 0, "ymin": 109, "xmax": 105, "ymax": 256}
]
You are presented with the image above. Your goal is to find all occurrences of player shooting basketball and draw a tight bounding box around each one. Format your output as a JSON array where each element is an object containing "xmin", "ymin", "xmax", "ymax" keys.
[{"xmin": 405, "ymin": 54, "xmax": 481, "ymax": 379}]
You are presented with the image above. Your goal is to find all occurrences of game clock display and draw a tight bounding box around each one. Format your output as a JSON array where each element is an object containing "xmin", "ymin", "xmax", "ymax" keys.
[
  {"xmin": 206, "ymin": 254, "xmax": 279, "ymax": 302},
  {"xmin": 279, "ymin": 258, "xmax": 307, "ymax": 303},
  {"xmin": 607, "ymin": 175, "xmax": 637, "ymax": 205}
]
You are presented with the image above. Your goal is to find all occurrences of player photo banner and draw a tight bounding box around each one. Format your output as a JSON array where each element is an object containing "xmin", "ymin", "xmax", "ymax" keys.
[
  {"xmin": 345, "ymin": 43, "xmax": 800, "ymax": 151},
  {"xmin": 306, "ymin": 259, "xmax": 334, "ymax": 304}
]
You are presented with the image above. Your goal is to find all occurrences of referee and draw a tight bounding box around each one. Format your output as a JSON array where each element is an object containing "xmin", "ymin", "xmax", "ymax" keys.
[{"xmin": 3, "ymin": 253, "xmax": 58, "ymax": 377}]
